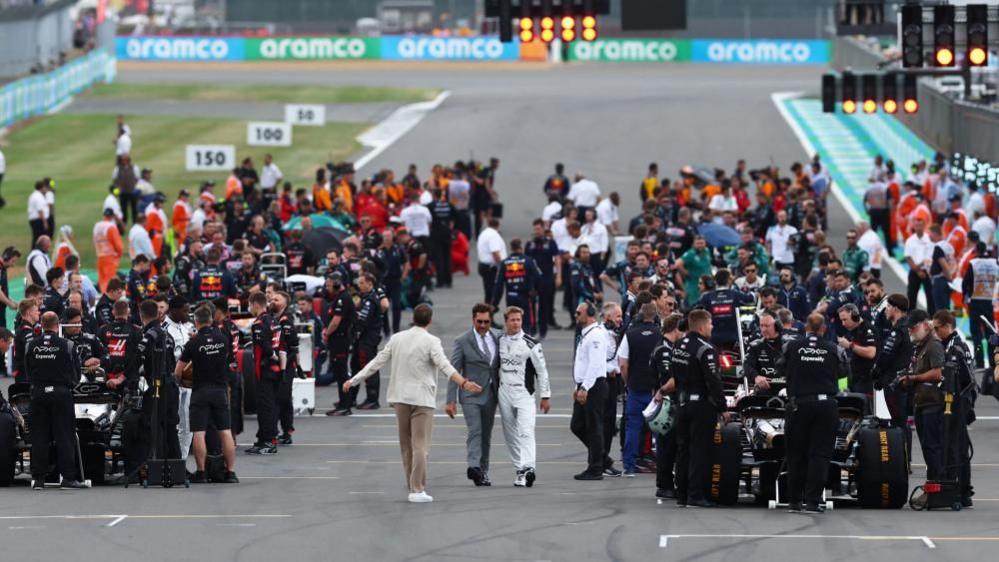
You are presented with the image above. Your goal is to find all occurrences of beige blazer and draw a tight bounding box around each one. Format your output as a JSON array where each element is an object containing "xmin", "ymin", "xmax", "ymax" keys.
[{"xmin": 349, "ymin": 326, "xmax": 458, "ymax": 409}]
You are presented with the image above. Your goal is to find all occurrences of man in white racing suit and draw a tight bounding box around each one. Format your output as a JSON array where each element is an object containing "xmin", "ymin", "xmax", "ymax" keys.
[{"xmin": 497, "ymin": 305, "xmax": 551, "ymax": 487}]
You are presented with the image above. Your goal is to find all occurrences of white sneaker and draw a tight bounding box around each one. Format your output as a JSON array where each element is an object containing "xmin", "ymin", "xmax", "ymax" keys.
[
  {"xmin": 408, "ymin": 491, "xmax": 434, "ymax": 503},
  {"xmin": 514, "ymin": 472, "xmax": 527, "ymax": 487}
]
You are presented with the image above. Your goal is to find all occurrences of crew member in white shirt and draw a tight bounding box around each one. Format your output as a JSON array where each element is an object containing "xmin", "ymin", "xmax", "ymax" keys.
[
  {"xmin": 260, "ymin": 154, "xmax": 283, "ymax": 191},
  {"xmin": 971, "ymin": 211, "xmax": 997, "ymax": 250},
  {"xmin": 904, "ymin": 217, "xmax": 936, "ymax": 311},
  {"xmin": 400, "ymin": 193, "xmax": 433, "ymax": 238},
  {"xmin": 567, "ymin": 175, "xmax": 600, "ymax": 215},
  {"xmin": 497, "ymin": 306, "xmax": 550, "ymax": 488},
  {"xmin": 595, "ymin": 192, "xmax": 620, "ymax": 235},
  {"xmin": 855, "ymin": 221, "xmax": 885, "ymax": 279},
  {"xmin": 542, "ymin": 193, "xmax": 562, "ymax": 226},
  {"xmin": 476, "ymin": 218, "xmax": 507, "ymax": 306},
  {"xmin": 708, "ymin": 183, "xmax": 739, "ymax": 214},
  {"xmin": 581, "ymin": 209, "xmax": 609, "ymax": 274},
  {"xmin": 129, "ymin": 212, "xmax": 155, "ymax": 260},
  {"xmin": 765, "ymin": 210, "xmax": 798, "ymax": 269},
  {"xmin": 570, "ymin": 302, "xmax": 610, "ymax": 480},
  {"xmin": 27, "ymin": 180, "xmax": 50, "ymax": 245}
]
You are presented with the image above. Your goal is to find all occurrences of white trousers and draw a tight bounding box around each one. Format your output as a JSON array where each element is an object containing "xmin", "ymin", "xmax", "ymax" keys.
[
  {"xmin": 498, "ymin": 383, "xmax": 536, "ymax": 472},
  {"xmin": 177, "ymin": 387, "xmax": 192, "ymax": 459}
]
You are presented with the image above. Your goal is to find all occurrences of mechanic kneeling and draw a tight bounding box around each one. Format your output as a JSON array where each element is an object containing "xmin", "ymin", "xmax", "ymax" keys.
[
  {"xmin": 175, "ymin": 305, "xmax": 239, "ymax": 484},
  {"xmin": 781, "ymin": 313, "xmax": 848, "ymax": 513},
  {"xmin": 25, "ymin": 312, "xmax": 86, "ymax": 489}
]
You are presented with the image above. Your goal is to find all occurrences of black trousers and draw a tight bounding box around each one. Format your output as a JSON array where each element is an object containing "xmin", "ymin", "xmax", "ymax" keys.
[
  {"xmin": 329, "ymin": 351, "xmax": 351, "ymax": 407},
  {"xmin": 385, "ymin": 281, "xmax": 403, "ymax": 335},
  {"xmin": 29, "ymin": 219, "xmax": 46, "ymax": 248},
  {"xmin": 119, "ymin": 191, "xmax": 139, "ymax": 224},
  {"xmin": 656, "ymin": 425, "xmax": 678, "ymax": 490},
  {"xmin": 907, "ymin": 270, "xmax": 935, "ymax": 314},
  {"xmin": 537, "ymin": 279, "xmax": 555, "ymax": 338},
  {"xmin": 478, "ymin": 263, "xmax": 497, "ymax": 305},
  {"xmin": 29, "ymin": 387, "xmax": 77, "ymax": 481},
  {"xmin": 454, "ymin": 210, "xmax": 471, "ymax": 240},
  {"xmin": 786, "ymin": 399, "xmax": 838, "ymax": 505},
  {"xmin": 570, "ymin": 377, "xmax": 608, "ymax": 475},
  {"xmin": 868, "ymin": 208, "xmax": 893, "ymax": 252},
  {"xmin": 255, "ymin": 374, "xmax": 281, "ymax": 444},
  {"xmin": 278, "ymin": 368, "xmax": 294, "ymax": 435},
  {"xmin": 431, "ymin": 232, "xmax": 452, "ymax": 287},
  {"xmin": 603, "ymin": 375, "xmax": 619, "ymax": 462},
  {"xmin": 351, "ymin": 345, "xmax": 379, "ymax": 407},
  {"xmin": 675, "ymin": 400, "xmax": 718, "ymax": 503}
]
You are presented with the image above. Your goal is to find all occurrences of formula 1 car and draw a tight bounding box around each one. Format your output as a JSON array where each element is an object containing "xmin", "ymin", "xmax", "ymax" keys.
[
  {"xmin": 1, "ymin": 369, "xmax": 135, "ymax": 486},
  {"xmin": 705, "ymin": 307, "xmax": 909, "ymax": 509}
]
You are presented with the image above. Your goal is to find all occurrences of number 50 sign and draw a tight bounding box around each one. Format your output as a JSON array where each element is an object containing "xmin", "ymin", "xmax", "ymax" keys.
[
  {"xmin": 185, "ymin": 145, "xmax": 235, "ymax": 171},
  {"xmin": 285, "ymin": 104, "xmax": 326, "ymax": 126}
]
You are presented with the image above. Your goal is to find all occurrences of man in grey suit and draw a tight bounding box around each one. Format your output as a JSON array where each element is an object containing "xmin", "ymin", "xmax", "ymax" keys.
[{"xmin": 446, "ymin": 303, "xmax": 500, "ymax": 487}]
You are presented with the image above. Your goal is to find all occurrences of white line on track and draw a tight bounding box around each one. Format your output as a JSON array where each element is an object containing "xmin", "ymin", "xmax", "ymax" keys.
[
  {"xmin": 106, "ymin": 515, "xmax": 127, "ymax": 528},
  {"xmin": 658, "ymin": 534, "xmax": 937, "ymax": 549},
  {"xmin": 353, "ymin": 91, "xmax": 451, "ymax": 172}
]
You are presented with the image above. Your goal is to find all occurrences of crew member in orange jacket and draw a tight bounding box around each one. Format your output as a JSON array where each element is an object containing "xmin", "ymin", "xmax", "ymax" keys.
[{"xmin": 93, "ymin": 208, "xmax": 124, "ymax": 293}]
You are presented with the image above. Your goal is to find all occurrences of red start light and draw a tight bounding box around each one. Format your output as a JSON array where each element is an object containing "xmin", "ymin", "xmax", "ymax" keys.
[
  {"xmin": 842, "ymin": 100, "xmax": 857, "ymax": 114},
  {"xmin": 863, "ymin": 99, "xmax": 877, "ymax": 113},
  {"xmin": 582, "ymin": 15, "xmax": 597, "ymax": 28},
  {"xmin": 883, "ymin": 99, "xmax": 898, "ymax": 114},
  {"xmin": 561, "ymin": 16, "xmax": 575, "ymax": 30},
  {"xmin": 540, "ymin": 16, "xmax": 554, "ymax": 30},
  {"xmin": 969, "ymin": 47, "xmax": 987, "ymax": 66},
  {"xmin": 519, "ymin": 17, "xmax": 533, "ymax": 31},
  {"xmin": 540, "ymin": 29, "xmax": 555, "ymax": 43},
  {"xmin": 561, "ymin": 28, "xmax": 575, "ymax": 42},
  {"xmin": 903, "ymin": 99, "xmax": 919, "ymax": 113}
]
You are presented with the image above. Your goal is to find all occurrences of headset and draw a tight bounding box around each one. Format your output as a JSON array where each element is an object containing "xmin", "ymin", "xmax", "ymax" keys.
[{"xmin": 584, "ymin": 301, "xmax": 597, "ymax": 318}]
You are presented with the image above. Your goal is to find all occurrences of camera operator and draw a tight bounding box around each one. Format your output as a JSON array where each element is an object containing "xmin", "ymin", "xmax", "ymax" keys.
[
  {"xmin": 672, "ymin": 309, "xmax": 728, "ymax": 508},
  {"xmin": 781, "ymin": 313, "xmax": 849, "ymax": 513},
  {"xmin": 25, "ymin": 311, "xmax": 85, "ymax": 489},
  {"xmin": 175, "ymin": 305, "xmax": 238, "ymax": 483},
  {"xmin": 932, "ymin": 310, "xmax": 975, "ymax": 508},
  {"xmin": 743, "ymin": 310, "xmax": 784, "ymax": 394},
  {"xmin": 902, "ymin": 309, "xmax": 946, "ymax": 485},
  {"xmin": 118, "ymin": 300, "xmax": 181, "ymax": 482},
  {"xmin": 836, "ymin": 303, "xmax": 878, "ymax": 397}
]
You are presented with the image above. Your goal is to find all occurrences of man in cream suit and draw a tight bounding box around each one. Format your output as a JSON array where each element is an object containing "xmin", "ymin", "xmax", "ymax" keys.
[
  {"xmin": 345, "ymin": 304, "xmax": 481, "ymax": 503},
  {"xmin": 446, "ymin": 303, "xmax": 500, "ymax": 487}
]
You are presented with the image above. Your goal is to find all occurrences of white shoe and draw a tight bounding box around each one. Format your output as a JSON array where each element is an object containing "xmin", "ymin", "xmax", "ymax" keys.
[
  {"xmin": 514, "ymin": 472, "xmax": 527, "ymax": 487},
  {"xmin": 408, "ymin": 491, "xmax": 434, "ymax": 503}
]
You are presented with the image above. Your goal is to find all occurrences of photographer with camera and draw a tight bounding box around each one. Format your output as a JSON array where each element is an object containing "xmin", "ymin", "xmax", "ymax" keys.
[
  {"xmin": 902, "ymin": 310, "xmax": 946, "ymax": 485},
  {"xmin": 175, "ymin": 305, "xmax": 238, "ymax": 484}
]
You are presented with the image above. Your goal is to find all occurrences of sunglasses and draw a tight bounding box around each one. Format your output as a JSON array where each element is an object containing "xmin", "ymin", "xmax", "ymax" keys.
[{"xmin": 474, "ymin": 319, "xmax": 491, "ymax": 325}]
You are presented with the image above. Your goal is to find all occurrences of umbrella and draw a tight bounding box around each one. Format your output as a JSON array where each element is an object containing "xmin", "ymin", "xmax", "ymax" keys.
[
  {"xmin": 282, "ymin": 213, "xmax": 341, "ymax": 231},
  {"xmin": 680, "ymin": 165, "xmax": 718, "ymax": 186},
  {"xmin": 697, "ymin": 223, "xmax": 741, "ymax": 248},
  {"xmin": 302, "ymin": 226, "xmax": 348, "ymax": 257}
]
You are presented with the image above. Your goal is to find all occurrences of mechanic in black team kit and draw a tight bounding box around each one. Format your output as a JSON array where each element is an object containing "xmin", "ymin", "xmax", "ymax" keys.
[
  {"xmin": 176, "ymin": 304, "xmax": 238, "ymax": 484},
  {"xmin": 671, "ymin": 309, "xmax": 727, "ymax": 508},
  {"xmin": 780, "ymin": 313, "xmax": 849, "ymax": 514},
  {"xmin": 492, "ymin": 238, "xmax": 541, "ymax": 336},
  {"xmin": 25, "ymin": 312, "xmax": 85, "ymax": 490}
]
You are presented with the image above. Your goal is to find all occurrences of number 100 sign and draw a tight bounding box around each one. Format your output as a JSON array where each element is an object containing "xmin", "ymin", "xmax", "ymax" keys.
[
  {"xmin": 185, "ymin": 145, "xmax": 236, "ymax": 172},
  {"xmin": 247, "ymin": 121, "xmax": 292, "ymax": 147}
]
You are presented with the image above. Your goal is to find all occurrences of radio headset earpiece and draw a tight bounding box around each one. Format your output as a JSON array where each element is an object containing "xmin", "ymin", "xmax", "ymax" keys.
[
  {"xmin": 585, "ymin": 301, "xmax": 597, "ymax": 318},
  {"xmin": 703, "ymin": 276, "xmax": 716, "ymax": 291}
]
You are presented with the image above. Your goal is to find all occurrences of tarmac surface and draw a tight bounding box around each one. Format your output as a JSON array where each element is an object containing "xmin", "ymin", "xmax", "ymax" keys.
[{"xmin": 2, "ymin": 62, "xmax": 993, "ymax": 561}]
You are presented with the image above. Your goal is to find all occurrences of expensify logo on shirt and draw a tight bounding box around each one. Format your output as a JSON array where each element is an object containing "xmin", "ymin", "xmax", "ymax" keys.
[
  {"xmin": 381, "ymin": 36, "xmax": 519, "ymax": 61},
  {"xmin": 115, "ymin": 37, "xmax": 245, "ymax": 61},
  {"xmin": 691, "ymin": 40, "xmax": 829, "ymax": 65}
]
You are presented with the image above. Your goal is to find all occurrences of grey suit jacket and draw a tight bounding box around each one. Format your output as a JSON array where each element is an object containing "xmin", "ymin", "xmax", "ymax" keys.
[{"xmin": 447, "ymin": 328, "xmax": 500, "ymax": 405}]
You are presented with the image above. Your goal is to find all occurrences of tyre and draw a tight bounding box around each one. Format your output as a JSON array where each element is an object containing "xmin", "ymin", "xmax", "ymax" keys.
[
  {"xmin": 241, "ymin": 349, "xmax": 257, "ymax": 416},
  {"xmin": 856, "ymin": 426, "xmax": 908, "ymax": 508},
  {"xmin": 0, "ymin": 413, "xmax": 16, "ymax": 487},
  {"xmin": 710, "ymin": 422, "xmax": 742, "ymax": 505}
]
